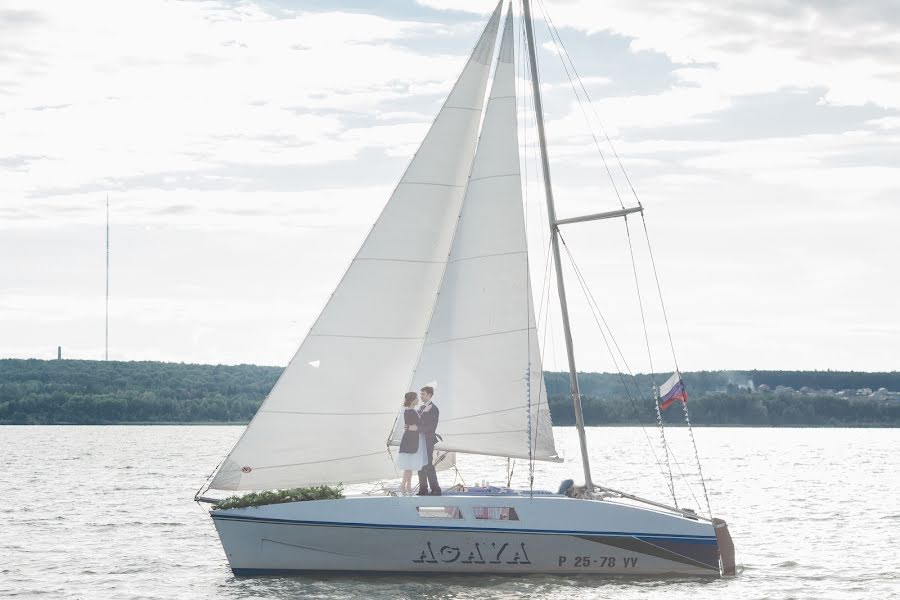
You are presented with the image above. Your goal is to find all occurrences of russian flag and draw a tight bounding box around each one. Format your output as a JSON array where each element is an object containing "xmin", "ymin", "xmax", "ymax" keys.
[{"xmin": 659, "ymin": 371, "xmax": 688, "ymax": 411}]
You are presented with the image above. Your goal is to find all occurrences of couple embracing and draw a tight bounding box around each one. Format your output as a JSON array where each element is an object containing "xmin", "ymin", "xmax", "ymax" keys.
[{"xmin": 395, "ymin": 386, "xmax": 441, "ymax": 496}]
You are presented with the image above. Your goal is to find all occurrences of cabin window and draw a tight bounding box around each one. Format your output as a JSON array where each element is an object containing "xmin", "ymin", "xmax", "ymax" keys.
[
  {"xmin": 473, "ymin": 506, "xmax": 519, "ymax": 521},
  {"xmin": 416, "ymin": 506, "xmax": 463, "ymax": 519}
]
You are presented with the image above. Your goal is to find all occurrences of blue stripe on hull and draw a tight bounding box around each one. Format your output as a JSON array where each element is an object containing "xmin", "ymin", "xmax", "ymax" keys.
[
  {"xmin": 211, "ymin": 512, "xmax": 717, "ymax": 544},
  {"xmin": 229, "ymin": 567, "xmax": 719, "ymax": 578}
]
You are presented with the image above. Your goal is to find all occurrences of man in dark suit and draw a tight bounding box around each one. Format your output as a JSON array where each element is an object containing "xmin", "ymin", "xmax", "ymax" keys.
[{"xmin": 416, "ymin": 385, "xmax": 441, "ymax": 496}]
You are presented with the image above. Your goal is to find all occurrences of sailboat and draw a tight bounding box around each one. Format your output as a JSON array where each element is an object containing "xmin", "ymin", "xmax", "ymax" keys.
[{"xmin": 198, "ymin": 1, "xmax": 736, "ymax": 577}]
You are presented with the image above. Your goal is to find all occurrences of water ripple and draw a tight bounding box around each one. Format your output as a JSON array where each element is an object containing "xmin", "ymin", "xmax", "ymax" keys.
[{"xmin": 1, "ymin": 425, "xmax": 898, "ymax": 600}]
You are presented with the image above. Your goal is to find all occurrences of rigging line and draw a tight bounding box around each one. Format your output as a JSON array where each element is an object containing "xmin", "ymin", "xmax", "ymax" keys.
[
  {"xmin": 518, "ymin": 7, "xmax": 544, "ymax": 493},
  {"xmin": 623, "ymin": 215, "xmax": 677, "ymax": 506},
  {"xmin": 535, "ymin": 0, "xmax": 624, "ymax": 210},
  {"xmin": 559, "ymin": 234, "xmax": 702, "ymax": 509},
  {"xmin": 523, "ymin": 6, "xmax": 554, "ymax": 346},
  {"xmin": 468, "ymin": 172, "xmax": 521, "ymax": 183},
  {"xmin": 640, "ymin": 213, "xmax": 713, "ymax": 518},
  {"xmin": 424, "ymin": 327, "xmax": 532, "ymax": 346},
  {"xmin": 399, "ymin": 181, "xmax": 464, "ymax": 188},
  {"xmin": 535, "ymin": 233, "xmax": 554, "ymax": 342},
  {"xmin": 449, "ymin": 250, "xmax": 527, "ymax": 264},
  {"xmin": 525, "ymin": 241, "xmax": 555, "ymax": 483},
  {"xmin": 552, "ymin": 225, "xmax": 656, "ymax": 414},
  {"xmin": 440, "ymin": 403, "xmax": 538, "ymax": 422},
  {"xmin": 194, "ymin": 456, "xmax": 224, "ymax": 501},
  {"xmin": 354, "ymin": 257, "xmax": 443, "ymax": 264},
  {"xmin": 536, "ymin": 0, "xmax": 641, "ymax": 207},
  {"xmin": 534, "ymin": 0, "xmax": 708, "ymax": 513},
  {"xmin": 529, "ymin": 234, "xmax": 555, "ymax": 491},
  {"xmin": 507, "ymin": 458, "xmax": 516, "ymax": 487},
  {"xmin": 443, "ymin": 429, "xmax": 532, "ymax": 437},
  {"xmin": 640, "ymin": 214, "xmax": 680, "ymax": 372},
  {"xmin": 520, "ymin": 5, "xmax": 551, "ymax": 494},
  {"xmin": 558, "ymin": 236, "xmax": 671, "ymax": 489},
  {"xmin": 523, "ymin": 25, "xmax": 560, "ymax": 374},
  {"xmin": 556, "ymin": 234, "xmax": 645, "ymax": 405},
  {"xmin": 639, "ymin": 210, "xmax": 713, "ymax": 516},
  {"xmin": 532, "ymin": 239, "xmax": 556, "ymax": 488},
  {"xmin": 562, "ymin": 245, "xmax": 702, "ymax": 512},
  {"xmin": 520, "ymin": 1, "xmax": 548, "ymax": 318},
  {"xmin": 251, "ymin": 450, "xmax": 387, "ymax": 470},
  {"xmin": 560, "ymin": 235, "xmax": 699, "ymax": 505},
  {"xmin": 682, "ymin": 398, "xmax": 713, "ymax": 519},
  {"xmin": 528, "ymin": 0, "xmax": 638, "ymax": 406},
  {"xmin": 521, "ymin": 5, "xmax": 535, "ymax": 497},
  {"xmin": 391, "ymin": 19, "xmax": 503, "ymax": 446}
]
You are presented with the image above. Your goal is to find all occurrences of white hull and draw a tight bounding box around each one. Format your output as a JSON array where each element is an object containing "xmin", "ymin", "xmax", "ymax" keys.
[{"xmin": 211, "ymin": 493, "xmax": 721, "ymax": 577}]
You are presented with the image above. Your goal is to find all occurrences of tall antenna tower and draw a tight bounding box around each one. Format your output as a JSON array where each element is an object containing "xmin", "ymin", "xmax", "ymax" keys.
[{"xmin": 105, "ymin": 195, "xmax": 109, "ymax": 361}]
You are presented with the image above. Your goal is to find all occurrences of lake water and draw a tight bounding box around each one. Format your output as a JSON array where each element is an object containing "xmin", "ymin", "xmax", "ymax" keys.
[{"xmin": 2, "ymin": 426, "xmax": 897, "ymax": 599}]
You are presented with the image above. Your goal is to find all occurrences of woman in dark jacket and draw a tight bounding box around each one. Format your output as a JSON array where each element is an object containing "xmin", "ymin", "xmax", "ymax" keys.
[{"xmin": 395, "ymin": 392, "xmax": 426, "ymax": 495}]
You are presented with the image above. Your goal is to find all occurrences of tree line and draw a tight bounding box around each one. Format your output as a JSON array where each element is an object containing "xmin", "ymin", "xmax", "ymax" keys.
[{"xmin": 1, "ymin": 359, "xmax": 897, "ymax": 426}]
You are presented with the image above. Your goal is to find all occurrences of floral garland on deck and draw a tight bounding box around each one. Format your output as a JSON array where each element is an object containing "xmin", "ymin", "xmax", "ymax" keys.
[{"xmin": 212, "ymin": 485, "xmax": 344, "ymax": 510}]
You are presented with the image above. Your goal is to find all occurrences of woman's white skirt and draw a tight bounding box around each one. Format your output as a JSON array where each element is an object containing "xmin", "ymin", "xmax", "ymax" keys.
[{"xmin": 394, "ymin": 433, "xmax": 428, "ymax": 472}]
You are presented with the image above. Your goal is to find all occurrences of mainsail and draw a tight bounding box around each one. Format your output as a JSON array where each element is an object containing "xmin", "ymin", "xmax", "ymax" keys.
[
  {"xmin": 390, "ymin": 10, "xmax": 559, "ymax": 462},
  {"xmin": 210, "ymin": 2, "xmax": 503, "ymax": 491}
]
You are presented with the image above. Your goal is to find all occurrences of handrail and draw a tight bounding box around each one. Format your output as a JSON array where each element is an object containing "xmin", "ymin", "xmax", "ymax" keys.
[{"xmin": 594, "ymin": 484, "xmax": 713, "ymax": 522}]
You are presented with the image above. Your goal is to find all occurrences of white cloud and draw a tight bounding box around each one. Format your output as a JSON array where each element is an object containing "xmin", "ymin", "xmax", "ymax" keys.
[
  {"xmin": 423, "ymin": 0, "xmax": 900, "ymax": 110},
  {"xmin": 1, "ymin": 1, "xmax": 898, "ymax": 370},
  {"xmin": 0, "ymin": 0, "xmax": 471, "ymax": 207},
  {"xmin": 867, "ymin": 116, "xmax": 900, "ymax": 130}
]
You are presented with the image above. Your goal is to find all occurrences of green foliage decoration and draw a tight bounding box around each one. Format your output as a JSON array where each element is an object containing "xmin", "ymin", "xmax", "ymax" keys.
[{"xmin": 213, "ymin": 485, "xmax": 344, "ymax": 510}]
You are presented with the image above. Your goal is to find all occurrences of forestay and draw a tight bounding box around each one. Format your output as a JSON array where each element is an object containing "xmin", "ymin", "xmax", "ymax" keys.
[
  {"xmin": 390, "ymin": 11, "xmax": 559, "ymax": 462},
  {"xmin": 209, "ymin": 2, "xmax": 503, "ymax": 491}
]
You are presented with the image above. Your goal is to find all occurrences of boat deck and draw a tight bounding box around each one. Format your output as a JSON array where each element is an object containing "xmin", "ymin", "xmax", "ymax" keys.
[{"xmin": 377, "ymin": 485, "xmax": 560, "ymax": 498}]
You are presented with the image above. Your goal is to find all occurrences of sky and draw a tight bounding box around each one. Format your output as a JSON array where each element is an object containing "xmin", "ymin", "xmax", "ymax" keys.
[{"xmin": 1, "ymin": 0, "xmax": 898, "ymax": 372}]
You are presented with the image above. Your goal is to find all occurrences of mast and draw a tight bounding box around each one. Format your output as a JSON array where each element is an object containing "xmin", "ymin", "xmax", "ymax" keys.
[
  {"xmin": 522, "ymin": 0, "xmax": 593, "ymax": 490},
  {"xmin": 105, "ymin": 195, "xmax": 109, "ymax": 362}
]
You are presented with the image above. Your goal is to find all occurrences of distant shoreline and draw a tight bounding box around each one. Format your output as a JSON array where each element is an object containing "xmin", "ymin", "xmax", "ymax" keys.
[{"xmin": 2, "ymin": 358, "xmax": 897, "ymax": 427}]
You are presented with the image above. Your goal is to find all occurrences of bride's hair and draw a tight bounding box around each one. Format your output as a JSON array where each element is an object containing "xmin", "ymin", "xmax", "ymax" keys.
[{"xmin": 403, "ymin": 392, "xmax": 417, "ymax": 407}]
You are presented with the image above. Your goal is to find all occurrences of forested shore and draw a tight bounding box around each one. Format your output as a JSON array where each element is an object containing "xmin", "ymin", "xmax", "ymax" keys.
[{"xmin": 1, "ymin": 359, "xmax": 898, "ymax": 426}]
